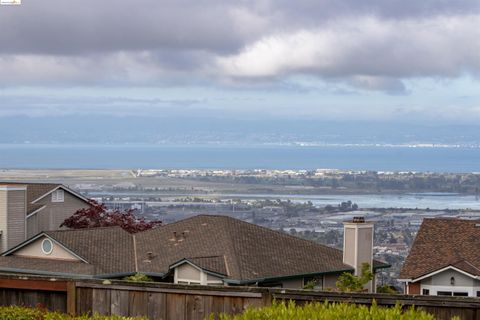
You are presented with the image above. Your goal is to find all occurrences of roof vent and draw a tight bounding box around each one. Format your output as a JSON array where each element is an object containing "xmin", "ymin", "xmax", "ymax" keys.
[
  {"xmin": 352, "ymin": 216, "xmax": 365, "ymax": 223},
  {"xmin": 475, "ymin": 224, "xmax": 480, "ymax": 227},
  {"xmin": 147, "ymin": 252, "xmax": 155, "ymax": 260}
]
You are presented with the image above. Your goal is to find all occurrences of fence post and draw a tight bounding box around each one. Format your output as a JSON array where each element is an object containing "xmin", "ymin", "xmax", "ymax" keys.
[
  {"xmin": 262, "ymin": 290, "xmax": 272, "ymax": 307},
  {"xmin": 66, "ymin": 281, "xmax": 76, "ymax": 316}
]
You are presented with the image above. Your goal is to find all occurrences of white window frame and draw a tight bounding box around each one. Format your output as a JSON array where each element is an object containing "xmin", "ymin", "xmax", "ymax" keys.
[
  {"xmin": 41, "ymin": 238, "xmax": 54, "ymax": 255},
  {"xmin": 420, "ymin": 284, "xmax": 479, "ymax": 297},
  {"xmin": 51, "ymin": 189, "xmax": 64, "ymax": 203}
]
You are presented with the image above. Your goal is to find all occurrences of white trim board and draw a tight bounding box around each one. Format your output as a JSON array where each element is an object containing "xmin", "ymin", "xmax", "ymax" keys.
[
  {"xmin": 26, "ymin": 205, "xmax": 46, "ymax": 219},
  {"xmin": 31, "ymin": 185, "xmax": 90, "ymax": 204},
  {"xmin": 0, "ymin": 186, "xmax": 27, "ymax": 191},
  {"xmin": 411, "ymin": 265, "xmax": 480, "ymax": 283}
]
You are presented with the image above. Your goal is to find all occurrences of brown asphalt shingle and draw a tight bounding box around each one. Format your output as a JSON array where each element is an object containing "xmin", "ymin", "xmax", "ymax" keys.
[
  {"xmin": 0, "ymin": 256, "xmax": 95, "ymax": 276},
  {"xmin": 1, "ymin": 215, "xmax": 388, "ymax": 281},
  {"xmin": 45, "ymin": 227, "xmax": 136, "ymax": 275},
  {"xmin": 136, "ymin": 215, "xmax": 354, "ymax": 281},
  {"xmin": 400, "ymin": 218, "xmax": 480, "ymax": 280},
  {"xmin": 187, "ymin": 256, "xmax": 228, "ymax": 276}
]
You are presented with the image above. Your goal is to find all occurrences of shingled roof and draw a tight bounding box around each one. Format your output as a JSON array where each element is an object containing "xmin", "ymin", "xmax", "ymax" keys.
[
  {"xmin": 0, "ymin": 226, "xmax": 135, "ymax": 277},
  {"xmin": 45, "ymin": 227, "xmax": 136, "ymax": 275},
  {"xmin": 1, "ymin": 215, "xmax": 388, "ymax": 281},
  {"xmin": 400, "ymin": 218, "xmax": 480, "ymax": 280},
  {"xmin": 136, "ymin": 215, "xmax": 357, "ymax": 283}
]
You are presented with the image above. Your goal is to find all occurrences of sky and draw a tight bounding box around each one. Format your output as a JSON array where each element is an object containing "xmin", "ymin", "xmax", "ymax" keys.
[{"xmin": 0, "ymin": 0, "xmax": 479, "ymax": 128}]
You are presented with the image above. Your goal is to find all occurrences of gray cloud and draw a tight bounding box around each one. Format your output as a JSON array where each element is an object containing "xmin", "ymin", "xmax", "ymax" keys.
[{"xmin": 0, "ymin": 0, "xmax": 478, "ymax": 93}]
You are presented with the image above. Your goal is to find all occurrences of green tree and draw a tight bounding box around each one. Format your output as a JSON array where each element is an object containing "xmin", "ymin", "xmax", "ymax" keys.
[{"xmin": 336, "ymin": 263, "xmax": 373, "ymax": 292}]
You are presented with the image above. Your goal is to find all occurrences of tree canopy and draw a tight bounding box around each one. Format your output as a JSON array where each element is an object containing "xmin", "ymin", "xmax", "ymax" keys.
[{"xmin": 60, "ymin": 200, "xmax": 162, "ymax": 233}]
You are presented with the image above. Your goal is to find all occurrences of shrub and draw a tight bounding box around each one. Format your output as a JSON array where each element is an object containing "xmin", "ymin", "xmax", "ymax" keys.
[
  {"xmin": 0, "ymin": 306, "xmax": 145, "ymax": 320},
  {"xmin": 214, "ymin": 300, "xmax": 443, "ymax": 320},
  {"xmin": 376, "ymin": 285, "xmax": 398, "ymax": 294},
  {"xmin": 336, "ymin": 262, "xmax": 373, "ymax": 292},
  {"xmin": 123, "ymin": 273, "xmax": 154, "ymax": 282}
]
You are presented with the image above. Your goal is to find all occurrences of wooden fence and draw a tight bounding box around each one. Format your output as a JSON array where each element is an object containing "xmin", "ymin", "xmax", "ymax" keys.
[{"xmin": 1, "ymin": 274, "xmax": 480, "ymax": 320}]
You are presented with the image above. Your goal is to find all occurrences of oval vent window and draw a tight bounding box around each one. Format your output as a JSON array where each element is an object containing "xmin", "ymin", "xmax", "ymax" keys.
[{"xmin": 41, "ymin": 239, "xmax": 53, "ymax": 255}]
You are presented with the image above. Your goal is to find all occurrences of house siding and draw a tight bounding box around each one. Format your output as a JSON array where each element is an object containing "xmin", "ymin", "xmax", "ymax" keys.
[
  {"xmin": 280, "ymin": 278, "xmax": 304, "ymax": 289},
  {"xmin": 27, "ymin": 191, "xmax": 89, "ymax": 237},
  {"xmin": 176, "ymin": 264, "xmax": 201, "ymax": 281},
  {"xmin": 7, "ymin": 190, "xmax": 26, "ymax": 251},
  {"xmin": 431, "ymin": 269, "xmax": 474, "ymax": 287},
  {"xmin": 324, "ymin": 274, "xmax": 339, "ymax": 289},
  {"xmin": 0, "ymin": 190, "xmax": 7, "ymax": 253}
]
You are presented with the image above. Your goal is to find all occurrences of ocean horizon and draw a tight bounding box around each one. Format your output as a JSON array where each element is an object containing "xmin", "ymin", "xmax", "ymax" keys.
[{"xmin": 1, "ymin": 143, "xmax": 479, "ymax": 173}]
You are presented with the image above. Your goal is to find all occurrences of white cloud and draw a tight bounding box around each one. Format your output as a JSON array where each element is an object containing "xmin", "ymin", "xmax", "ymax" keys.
[{"xmin": 217, "ymin": 15, "xmax": 480, "ymax": 87}]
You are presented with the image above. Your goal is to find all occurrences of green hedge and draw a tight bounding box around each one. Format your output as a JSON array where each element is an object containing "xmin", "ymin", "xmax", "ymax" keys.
[
  {"xmin": 0, "ymin": 306, "xmax": 145, "ymax": 320},
  {"xmin": 214, "ymin": 300, "xmax": 460, "ymax": 320}
]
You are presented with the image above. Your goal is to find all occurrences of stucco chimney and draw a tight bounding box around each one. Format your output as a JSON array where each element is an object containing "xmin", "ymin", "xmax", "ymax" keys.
[{"xmin": 343, "ymin": 216, "xmax": 374, "ymax": 291}]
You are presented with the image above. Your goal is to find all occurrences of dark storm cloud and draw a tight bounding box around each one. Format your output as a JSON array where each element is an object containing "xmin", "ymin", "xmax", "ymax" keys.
[
  {"xmin": 1, "ymin": 0, "xmax": 477, "ymax": 55},
  {"xmin": 0, "ymin": 0, "xmax": 478, "ymax": 92},
  {"xmin": 0, "ymin": 0, "xmax": 246, "ymax": 55}
]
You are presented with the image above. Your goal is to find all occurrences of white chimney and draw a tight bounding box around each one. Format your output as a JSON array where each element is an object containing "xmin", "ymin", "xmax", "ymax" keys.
[{"xmin": 343, "ymin": 216, "xmax": 374, "ymax": 292}]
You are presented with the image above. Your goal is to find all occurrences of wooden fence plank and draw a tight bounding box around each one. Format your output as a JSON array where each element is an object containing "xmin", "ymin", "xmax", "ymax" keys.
[
  {"xmin": 92, "ymin": 289, "xmax": 111, "ymax": 316},
  {"xmin": 2, "ymin": 275, "xmax": 480, "ymax": 320},
  {"xmin": 204, "ymin": 296, "xmax": 224, "ymax": 320},
  {"xmin": 224, "ymin": 297, "xmax": 243, "ymax": 315},
  {"xmin": 76, "ymin": 287, "xmax": 93, "ymax": 316},
  {"xmin": 129, "ymin": 291, "xmax": 148, "ymax": 317},
  {"xmin": 148, "ymin": 292, "xmax": 167, "ymax": 320},
  {"xmin": 166, "ymin": 293, "xmax": 186, "ymax": 320},
  {"xmin": 185, "ymin": 295, "xmax": 206, "ymax": 320},
  {"xmin": 242, "ymin": 297, "xmax": 263, "ymax": 311},
  {"xmin": 110, "ymin": 290, "xmax": 129, "ymax": 316},
  {"xmin": 75, "ymin": 283, "xmax": 261, "ymax": 298}
]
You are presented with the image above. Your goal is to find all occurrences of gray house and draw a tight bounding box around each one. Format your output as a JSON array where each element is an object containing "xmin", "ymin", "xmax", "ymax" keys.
[{"xmin": 0, "ymin": 182, "xmax": 91, "ymax": 252}]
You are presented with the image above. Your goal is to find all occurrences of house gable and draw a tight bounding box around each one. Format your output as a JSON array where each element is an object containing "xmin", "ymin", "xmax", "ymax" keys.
[
  {"xmin": 416, "ymin": 268, "xmax": 480, "ymax": 297},
  {"xmin": 13, "ymin": 235, "xmax": 80, "ymax": 261},
  {"xmin": 172, "ymin": 260, "xmax": 224, "ymax": 285},
  {"xmin": 30, "ymin": 185, "xmax": 90, "ymax": 206},
  {"xmin": 26, "ymin": 190, "xmax": 91, "ymax": 238}
]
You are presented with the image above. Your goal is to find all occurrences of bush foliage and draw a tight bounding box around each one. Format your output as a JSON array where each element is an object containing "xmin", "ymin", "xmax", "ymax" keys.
[
  {"xmin": 0, "ymin": 306, "xmax": 145, "ymax": 320},
  {"xmin": 336, "ymin": 262, "xmax": 373, "ymax": 292},
  {"xmin": 214, "ymin": 300, "xmax": 447, "ymax": 320},
  {"xmin": 123, "ymin": 273, "xmax": 154, "ymax": 282},
  {"xmin": 60, "ymin": 200, "xmax": 162, "ymax": 233}
]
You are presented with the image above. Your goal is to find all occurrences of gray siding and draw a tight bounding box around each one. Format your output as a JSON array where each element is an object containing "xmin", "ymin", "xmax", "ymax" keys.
[
  {"xmin": 27, "ymin": 191, "xmax": 89, "ymax": 236},
  {"xmin": 0, "ymin": 190, "xmax": 7, "ymax": 253},
  {"xmin": 6, "ymin": 190, "xmax": 26, "ymax": 250},
  {"xmin": 430, "ymin": 269, "xmax": 475, "ymax": 287},
  {"xmin": 324, "ymin": 274, "xmax": 339, "ymax": 289},
  {"xmin": 280, "ymin": 278, "xmax": 304, "ymax": 289}
]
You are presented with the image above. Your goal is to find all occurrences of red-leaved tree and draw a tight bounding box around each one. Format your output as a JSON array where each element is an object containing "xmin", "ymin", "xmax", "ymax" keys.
[{"xmin": 60, "ymin": 200, "xmax": 162, "ymax": 233}]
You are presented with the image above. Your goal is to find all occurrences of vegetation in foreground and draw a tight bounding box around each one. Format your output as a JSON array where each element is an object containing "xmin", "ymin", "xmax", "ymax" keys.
[
  {"xmin": 0, "ymin": 306, "xmax": 145, "ymax": 320},
  {"xmin": 214, "ymin": 300, "xmax": 459, "ymax": 320}
]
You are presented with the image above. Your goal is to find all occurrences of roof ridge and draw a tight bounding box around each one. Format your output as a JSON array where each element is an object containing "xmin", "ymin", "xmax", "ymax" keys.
[
  {"xmin": 46, "ymin": 226, "xmax": 126, "ymax": 233},
  {"xmin": 188, "ymin": 255, "xmax": 224, "ymax": 259}
]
